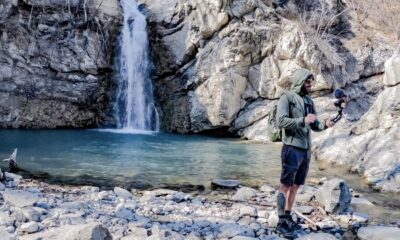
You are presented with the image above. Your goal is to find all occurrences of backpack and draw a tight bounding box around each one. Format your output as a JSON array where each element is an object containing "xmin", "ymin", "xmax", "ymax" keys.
[
  {"xmin": 267, "ymin": 93, "xmax": 296, "ymax": 142},
  {"xmin": 267, "ymin": 102, "xmax": 281, "ymax": 142}
]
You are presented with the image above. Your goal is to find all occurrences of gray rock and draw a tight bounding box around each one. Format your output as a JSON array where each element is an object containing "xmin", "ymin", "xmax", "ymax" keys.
[
  {"xmin": 0, "ymin": 183, "xmax": 5, "ymax": 191},
  {"xmin": 232, "ymin": 187, "xmax": 257, "ymax": 202},
  {"xmin": 124, "ymin": 226, "xmax": 148, "ymax": 240},
  {"xmin": 239, "ymin": 206, "xmax": 257, "ymax": 217},
  {"xmin": 115, "ymin": 208, "xmax": 135, "ymax": 221},
  {"xmin": 259, "ymin": 185, "xmax": 275, "ymax": 194},
  {"xmin": 315, "ymin": 220, "xmax": 338, "ymax": 229},
  {"xmin": 267, "ymin": 211, "xmax": 279, "ymax": 227},
  {"xmin": 357, "ymin": 226, "xmax": 400, "ymax": 240},
  {"xmin": 3, "ymin": 190, "xmax": 39, "ymax": 208},
  {"xmin": 296, "ymin": 233, "xmax": 338, "ymax": 240},
  {"xmin": 18, "ymin": 223, "xmax": 112, "ymax": 240},
  {"xmin": 383, "ymin": 54, "xmax": 400, "ymax": 86},
  {"xmin": 295, "ymin": 206, "xmax": 314, "ymax": 215},
  {"xmin": 114, "ymin": 187, "xmax": 133, "ymax": 200},
  {"xmin": 20, "ymin": 221, "xmax": 39, "ymax": 233},
  {"xmin": 230, "ymin": 236, "xmax": 258, "ymax": 240},
  {"xmin": 60, "ymin": 201, "xmax": 88, "ymax": 211},
  {"xmin": 352, "ymin": 212, "xmax": 369, "ymax": 223},
  {"xmin": 20, "ymin": 207, "xmax": 46, "ymax": 222},
  {"xmin": 315, "ymin": 178, "xmax": 352, "ymax": 213},
  {"xmin": 0, "ymin": 230, "xmax": 15, "ymax": 240},
  {"xmin": 211, "ymin": 179, "xmax": 240, "ymax": 189},
  {"xmin": 0, "ymin": 212, "xmax": 14, "ymax": 226},
  {"xmin": 218, "ymin": 224, "xmax": 254, "ymax": 238}
]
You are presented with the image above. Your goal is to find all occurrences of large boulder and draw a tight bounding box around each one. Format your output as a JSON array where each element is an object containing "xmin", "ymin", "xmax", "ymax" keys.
[
  {"xmin": 296, "ymin": 233, "xmax": 338, "ymax": 240},
  {"xmin": 3, "ymin": 190, "xmax": 40, "ymax": 208},
  {"xmin": 19, "ymin": 223, "xmax": 112, "ymax": 240},
  {"xmin": 383, "ymin": 54, "xmax": 400, "ymax": 86},
  {"xmin": 357, "ymin": 226, "xmax": 400, "ymax": 240},
  {"xmin": 315, "ymin": 178, "xmax": 352, "ymax": 213}
]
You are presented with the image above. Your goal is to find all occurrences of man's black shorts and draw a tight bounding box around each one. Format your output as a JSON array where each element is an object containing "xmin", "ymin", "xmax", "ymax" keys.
[{"xmin": 280, "ymin": 144, "xmax": 310, "ymax": 186}]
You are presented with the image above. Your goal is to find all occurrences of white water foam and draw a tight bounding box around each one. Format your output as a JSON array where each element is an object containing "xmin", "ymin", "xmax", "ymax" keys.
[{"xmin": 114, "ymin": 0, "xmax": 160, "ymax": 132}]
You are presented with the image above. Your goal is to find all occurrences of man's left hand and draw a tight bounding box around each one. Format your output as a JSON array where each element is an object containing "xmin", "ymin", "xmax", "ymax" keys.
[{"xmin": 326, "ymin": 119, "xmax": 335, "ymax": 128}]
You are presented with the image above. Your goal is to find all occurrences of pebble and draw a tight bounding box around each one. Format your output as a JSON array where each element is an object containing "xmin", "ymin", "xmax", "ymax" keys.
[{"xmin": 0, "ymin": 172, "xmax": 394, "ymax": 240}]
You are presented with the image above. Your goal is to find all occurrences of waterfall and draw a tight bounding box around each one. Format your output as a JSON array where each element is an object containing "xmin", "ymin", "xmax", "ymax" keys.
[{"xmin": 114, "ymin": 0, "xmax": 159, "ymax": 132}]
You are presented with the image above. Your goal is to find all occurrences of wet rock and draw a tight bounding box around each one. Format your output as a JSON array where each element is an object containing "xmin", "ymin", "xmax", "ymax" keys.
[
  {"xmin": 170, "ymin": 192, "xmax": 192, "ymax": 203},
  {"xmin": 114, "ymin": 187, "xmax": 133, "ymax": 200},
  {"xmin": 0, "ymin": 183, "xmax": 5, "ymax": 191},
  {"xmin": 232, "ymin": 187, "xmax": 257, "ymax": 202},
  {"xmin": 19, "ymin": 223, "xmax": 112, "ymax": 240},
  {"xmin": 316, "ymin": 178, "xmax": 352, "ymax": 213},
  {"xmin": 20, "ymin": 222, "xmax": 39, "ymax": 233},
  {"xmin": 211, "ymin": 179, "xmax": 240, "ymax": 189},
  {"xmin": 296, "ymin": 232, "xmax": 338, "ymax": 240},
  {"xmin": 3, "ymin": 190, "xmax": 39, "ymax": 208},
  {"xmin": 357, "ymin": 226, "xmax": 400, "ymax": 240},
  {"xmin": 81, "ymin": 186, "xmax": 100, "ymax": 193},
  {"xmin": 4, "ymin": 173, "xmax": 22, "ymax": 182}
]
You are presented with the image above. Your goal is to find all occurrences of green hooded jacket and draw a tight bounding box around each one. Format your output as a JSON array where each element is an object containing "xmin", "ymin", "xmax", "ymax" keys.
[{"xmin": 276, "ymin": 68, "xmax": 327, "ymax": 150}]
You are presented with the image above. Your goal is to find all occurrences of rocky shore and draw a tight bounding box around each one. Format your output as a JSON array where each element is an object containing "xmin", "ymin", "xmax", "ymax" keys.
[{"xmin": 0, "ymin": 172, "xmax": 399, "ymax": 240}]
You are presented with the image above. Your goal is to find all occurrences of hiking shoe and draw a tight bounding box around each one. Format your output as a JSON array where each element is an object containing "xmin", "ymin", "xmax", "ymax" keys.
[
  {"xmin": 285, "ymin": 215, "xmax": 302, "ymax": 231},
  {"xmin": 276, "ymin": 218, "xmax": 296, "ymax": 239}
]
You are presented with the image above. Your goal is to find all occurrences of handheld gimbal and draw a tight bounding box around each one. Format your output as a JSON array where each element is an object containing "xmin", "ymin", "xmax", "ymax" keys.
[{"xmin": 332, "ymin": 88, "xmax": 347, "ymax": 123}]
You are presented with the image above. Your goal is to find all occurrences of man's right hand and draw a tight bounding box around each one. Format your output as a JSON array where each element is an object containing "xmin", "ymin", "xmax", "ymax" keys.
[{"xmin": 304, "ymin": 114, "xmax": 317, "ymax": 124}]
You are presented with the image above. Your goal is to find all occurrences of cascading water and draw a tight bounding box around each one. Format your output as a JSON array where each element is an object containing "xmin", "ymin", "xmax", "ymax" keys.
[{"xmin": 114, "ymin": 0, "xmax": 159, "ymax": 132}]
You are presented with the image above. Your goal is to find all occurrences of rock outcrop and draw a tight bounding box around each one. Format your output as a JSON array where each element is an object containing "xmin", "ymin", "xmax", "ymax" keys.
[
  {"xmin": 140, "ymin": 0, "xmax": 400, "ymax": 191},
  {"xmin": 0, "ymin": 0, "xmax": 121, "ymax": 128}
]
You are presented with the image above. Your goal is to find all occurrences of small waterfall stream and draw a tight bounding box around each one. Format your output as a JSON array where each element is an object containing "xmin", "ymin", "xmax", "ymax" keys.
[{"xmin": 114, "ymin": 0, "xmax": 159, "ymax": 132}]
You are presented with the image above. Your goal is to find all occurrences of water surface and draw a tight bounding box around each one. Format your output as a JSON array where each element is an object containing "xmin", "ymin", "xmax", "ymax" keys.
[{"xmin": 0, "ymin": 129, "xmax": 399, "ymax": 223}]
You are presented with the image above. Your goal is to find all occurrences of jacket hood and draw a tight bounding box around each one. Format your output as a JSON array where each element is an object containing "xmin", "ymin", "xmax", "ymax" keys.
[{"xmin": 290, "ymin": 68, "xmax": 313, "ymax": 94}]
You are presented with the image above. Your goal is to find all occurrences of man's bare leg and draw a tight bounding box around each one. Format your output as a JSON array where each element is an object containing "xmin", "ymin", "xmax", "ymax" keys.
[{"xmin": 286, "ymin": 184, "xmax": 300, "ymax": 212}]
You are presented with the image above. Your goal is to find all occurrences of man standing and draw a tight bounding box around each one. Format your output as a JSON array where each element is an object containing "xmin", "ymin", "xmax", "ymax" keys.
[{"xmin": 275, "ymin": 68, "xmax": 335, "ymax": 236}]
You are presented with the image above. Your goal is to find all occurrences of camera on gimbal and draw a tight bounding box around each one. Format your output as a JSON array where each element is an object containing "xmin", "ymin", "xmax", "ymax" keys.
[{"xmin": 332, "ymin": 88, "xmax": 348, "ymax": 123}]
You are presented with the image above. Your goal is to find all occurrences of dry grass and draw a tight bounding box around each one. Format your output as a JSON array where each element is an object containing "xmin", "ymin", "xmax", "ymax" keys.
[
  {"xmin": 347, "ymin": 0, "xmax": 400, "ymax": 41},
  {"xmin": 288, "ymin": 0, "xmax": 347, "ymax": 68}
]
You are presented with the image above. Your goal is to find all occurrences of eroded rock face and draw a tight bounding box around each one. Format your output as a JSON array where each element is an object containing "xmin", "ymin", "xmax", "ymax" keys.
[
  {"xmin": 0, "ymin": 0, "xmax": 121, "ymax": 128},
  {"xmin": 142, "ymin": 0, "xmax": 399, "ymax": 192},
  {"xmin": 143, "ymin": 0, "xmax": 394, "ymax": 135},
  {"xmin": 313, "ymin": 56, "xmax": 400, "ymax": 192}
]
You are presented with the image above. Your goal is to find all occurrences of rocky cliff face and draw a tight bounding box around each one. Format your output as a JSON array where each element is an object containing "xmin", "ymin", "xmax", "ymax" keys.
[
  {"xmin": 140, "ymin": 0, "xmax": 399, "ymax": 191},
  {"xmin": 0, "ymin": 0, "xmax": 121, "ymax": 128}
]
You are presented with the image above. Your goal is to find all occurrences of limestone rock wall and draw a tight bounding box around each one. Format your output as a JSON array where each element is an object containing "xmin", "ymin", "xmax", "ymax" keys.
[
  {"xmin": 0, "ymin": 0, "xmax": 121, "ymax": 128},
  {"xmin": 140, "ymin": 0, "xmax": 399, "ymax": 191}
]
